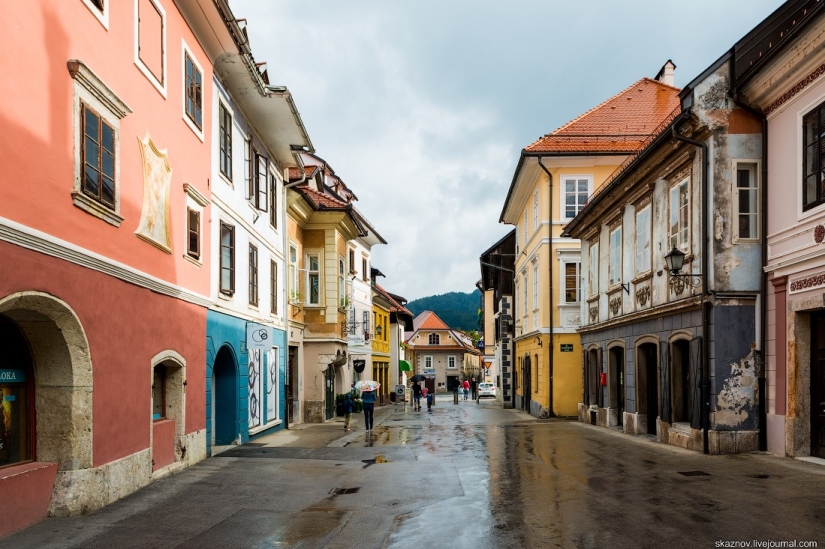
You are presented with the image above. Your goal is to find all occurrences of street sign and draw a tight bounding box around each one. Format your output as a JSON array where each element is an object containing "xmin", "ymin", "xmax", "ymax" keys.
[
  {"xmin": 422, "ymin": 368, "xmax": 436, "ymax": 375},
  {"xmin": 560, "ymin": 344, "xmax": 574, "ymax": 352}
]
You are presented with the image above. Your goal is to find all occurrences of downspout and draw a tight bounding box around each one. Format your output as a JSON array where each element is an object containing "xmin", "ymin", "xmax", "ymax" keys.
[
  {"xmin": 731, "ymin": 91, "xmax": 769, "ymax": 452},
  {"xmin": 671, "ymin": 119, "xmax": 711, "ymax": 454},
  {"xmin": 281, "ymin": 152, "xmax": 307, "ymax": 429},
  {"xmin": 537, "ymin": 158, "xmax": 554, "ymax": 417}
]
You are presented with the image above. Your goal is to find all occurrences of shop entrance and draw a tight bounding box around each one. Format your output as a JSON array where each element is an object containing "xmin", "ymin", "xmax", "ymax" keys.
[
  {"xmin": 325, "ymin": 367, "xmax": 335, "ymax": 421},
  {"xmin": 609, "ymin": 347, "xmax": 625, "ymax": 427},
  {"xmin": 637, "ymin": 343, "xmax": 659, "ymax": 435},
  {"xmin": 0, "ymin": 315, "xmax": 33, "ymax": 467},
  {"xmin": 812, "ymin": 312, "xmax": 825, "ymax": 458}
]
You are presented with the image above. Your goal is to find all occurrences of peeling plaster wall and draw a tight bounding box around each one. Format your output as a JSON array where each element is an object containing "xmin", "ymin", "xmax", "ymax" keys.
[{"xmin": 710, "ymin": 304, "xmax": 758, "ymax": 431}]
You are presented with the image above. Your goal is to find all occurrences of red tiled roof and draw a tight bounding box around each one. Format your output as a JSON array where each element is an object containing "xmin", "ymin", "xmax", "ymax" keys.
[
  {"xmin": 293, "ymin": 184, "xmax": 349, "ymax": 210},
  {"xmin": 287, "ymin": 166, "xmax": 318, "ymax": 182},
  {"xmin": 525, "ymin": 78, "xmax": 681, "ymax": 154},
  {"xmin": 374, "ymin": 284, "xmax": 413, "ymax": 317}
]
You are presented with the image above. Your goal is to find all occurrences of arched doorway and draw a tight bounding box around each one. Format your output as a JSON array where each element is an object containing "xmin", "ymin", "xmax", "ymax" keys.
[
  {"xmin": 213, "ymin": 345, "xmax": 238, "ymax": 446},
  {"xmin": 587, "ymin": 348, "xmax": 600, "ymax": 407},
  {"xmin": 0, "ymin": 291, "xmax": 93, "ymax": 517},
  {"xmin": 609, "ymin": 346, "xmax": 625, "ymax": 427},
  {"xmin": 636, "ymin": 342, "xmax": 659, "ymax": 435}
]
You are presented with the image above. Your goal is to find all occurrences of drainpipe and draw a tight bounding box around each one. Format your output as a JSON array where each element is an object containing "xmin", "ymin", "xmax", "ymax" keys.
[
  {"xmin": 537, "ymin": 158, "xmax": 554, "ymax": 417},
  {"xmin": 731, "ymin": 92, "xmax": 769, "ymax": 452},
  {"xmin": 670, "ymin": 120, "xmax": 711, "ymax": 454},
  {"xmin": 281, "ymin": 151, "xmax": 308, "ymax": 429}
]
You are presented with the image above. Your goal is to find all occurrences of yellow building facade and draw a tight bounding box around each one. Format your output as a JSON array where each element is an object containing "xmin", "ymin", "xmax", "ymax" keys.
[
  {"xmin": 499, "ymin": 76, "xmax": 678, "ymax": 416},
  {"xmin": 371, "ymin": 297, "xmax": 391, "ymax": 404}
]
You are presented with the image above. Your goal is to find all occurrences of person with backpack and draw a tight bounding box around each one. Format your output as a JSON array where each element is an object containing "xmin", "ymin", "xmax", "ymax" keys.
[{"xmin": 342, "ymin": 393, "xmax": 354, "ymax": 432}]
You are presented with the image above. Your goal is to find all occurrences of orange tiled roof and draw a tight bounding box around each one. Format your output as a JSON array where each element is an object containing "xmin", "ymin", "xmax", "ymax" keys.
[
  {"xmin": 374, "ymin": 284, "xmax": 413, "ymax": 317},
  {"xmin": 525, "ymin": 78, "xmax": 680, "ymax": 154},
  {"xmin": 413, "ymin": 311, "xmax": 451, "ymax": 331},
  {"xmin": 287, "ymin": 166, "xmax": 318, "ymax": 182}
]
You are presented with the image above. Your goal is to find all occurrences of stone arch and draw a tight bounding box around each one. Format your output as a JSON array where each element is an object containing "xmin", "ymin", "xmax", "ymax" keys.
[
  {"xmin": 150, "ymin": 350, "xmax": 186, "ymax": 439},
  {"xmin": 0, "ymin": 291, "xmax": 92, "ymax": 471},
  {"xmin": 669, "ymin": 333, "xmax": 693, "ymax": 424}
]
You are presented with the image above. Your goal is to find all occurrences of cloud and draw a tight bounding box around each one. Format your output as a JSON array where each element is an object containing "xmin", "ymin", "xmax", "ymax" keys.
[{"xmin": 232, "ymin": 0, "xmax": 780, "ymax": 299}]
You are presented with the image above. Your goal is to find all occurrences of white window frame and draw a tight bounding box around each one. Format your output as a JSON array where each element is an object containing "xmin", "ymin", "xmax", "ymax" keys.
[
  {"xmin": 133, "ymin": 0, "xmax": 167, "ymax": 98},
  {"xmin": 532, "ymin": 265, "xmax": 538, "ymax": 310},
  {"xmin": 589, "ymin": 243, "xmax": 599, "ymax": 296},
  {"xmin": 533, "ymin": 190, "xmax": 539, "ymax": 229},
  {"xmin": 563, "ymin": 261, "xmax": 581, "ymax": 304},
  {"xmin": 305, "ymin": 251, "xmax": 321, "ymax": 306},
  {"xmin": 447, "ymin": 356, "xmax": 457, "ymax": 369},
  {"xmin": 424, "ymin": 356, "xmax": 433, "ymax": 370},
  {"xmin": 522, "ymin": 272, "xmax": 528, "ymax": 319},
  {"xmin": 523, "ymin": 209, "xmax": 528, "ymax": 244},
  {"xmin": 733, "ymin": 160, "xmax": 760, "ymax": 242},
  {"xmin": 81, "ymin": 0, "xmax": 109, "ymax": 29},
  {"xmin": 181, "ymin": 39, "xmax": 205, "ymax": 141},
  {"xmin": 288, "ymin": 244, "xmax": 299, "ymax": 303},
  {"xmin": 635, "ymin": 205, "xmax": 651, "ymax": 274},
  {"xmin": 561, "ymin": 175, "xmax": 593, "ymax": 220},
  {"xmin": 669, "ymin": 179, "xmax": 690, "ymax": 252},
  {"xmin": 338, "ymin": 257, "xmax": 346, "ymax": 309},
  {"xmin": 217, "ymin": 97, "xmax": 233, "ymax": 184},
  {"xmin": 609, "ymin": 227, "xmax": 622, "ymax": 287},
  {"xmin": 183, "ymin": 183, "xmax": 208, "ymax": 267}
]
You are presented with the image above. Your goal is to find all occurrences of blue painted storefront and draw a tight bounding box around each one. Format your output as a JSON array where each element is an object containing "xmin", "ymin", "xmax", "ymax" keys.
[{"xmin": 206, "ymin": 310, "xmax": 287, "ymax": 456}]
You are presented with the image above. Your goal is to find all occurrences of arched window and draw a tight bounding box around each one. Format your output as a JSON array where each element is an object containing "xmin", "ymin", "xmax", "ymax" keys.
[{"xmin": 428, "ymin": 333, "xmax": 440, "ymax": 345}]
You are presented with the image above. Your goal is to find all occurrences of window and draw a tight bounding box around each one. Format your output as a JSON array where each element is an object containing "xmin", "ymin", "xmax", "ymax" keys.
[
  {"xmin": 609, "ymin": 227, "xmax": 622, "ymax": 287},
  {"xmin": 448, "ymin": 356, "xmax": 456, "ymax": 369},
  {"xmin": 803, "ymin": 103, "xmax": 825, "ymax": 211},
  {"xmin": 349, "ymin": 249, "xmax": 356, "ymax": 274},
  {"xmin": 429, "ymin": 333, "xmax": 440, "ymax": 345},
  {"xmin": 288, "ymin": 245, "xmax": 298, "ymax": 302},
  {"xmin": 339, "ymin": 258, "xmax": 346, "ymax": 308},
  {"xmin": 523, "ymin": 210, "xmax": 528, "ymax": 243},
  {"xmin": 307, "ymin": 253, "xmax": 320, "ymax": 305},
  {"xmin": 635, "ymin": 206, "xmax": 651, "ymax": 273},
  {"xmin": 532, "ymin": 266, "xmax": 538, "ymax": 310},
  {"xmin": 270, "ymin": 260, "xmax": 278, "ymax": 315},
  {"xmin": 219, "ymin": 103, "xmax": 232, "ymax": 180},
  {"xmin": 363, "ymin": 311, "xmax": 371, "ymax": 341},
  {"xmin": 565, "ymin": 262, "xmax": 580, "ymax": 303},
  {"xmin": 81, "ymin": 103, "xmax": 116, "ymax": 209},
  {"xmin": 564, "ymin": 177, "xmax": 591, "ymax": 219},
  {"xmin": 183, "ymin": 53, "xmax": 202, "ymax": 130},
  {"xmin": 424, "ymin": 356, "xmax": 433, "ymax": 370},
  {"xmin": 533, "ymin": 190, "xmax": 539, "ymax": 229},
  {"xmin": 81, "ymin": 0, "xmax": 109, "ymax": 28},
  {"xmin": 670, "ymin": 180, "xmax": 689, "ymax": 251},
  {"xmin": 219, "ymin": 222, "xmax": 235, "ymax": 295},
  {"xmin": 523, "ymin": 272, "xmax": 528, "ymax": 315},
  {"xmin": 135, "ymin": 0, "xmax": 166, "ymax": 93},
  {"xmin": 253, "ymin": 152, "xmax": 268, "ymax": 211},
  {"xmin": 269, "ymin": 173, "xmax": 277, "ymax": 228},
  {"xmin": 589, "ymin": 243, "xmax": 599, "ymax": 296},
  {"xmin": 362, "ymin": 258, "xmax": 368, "ymax": 281},
  {"xmin": 186, "ymin": 207, "xmax": 200, "ymax": 260},
  {"xmin": 735, "ymin": 162, "xmax": 759, "ymax": 240},
  {"xmin": 249, "ymin": 244, "xmax": 259, "ymax": 306}
]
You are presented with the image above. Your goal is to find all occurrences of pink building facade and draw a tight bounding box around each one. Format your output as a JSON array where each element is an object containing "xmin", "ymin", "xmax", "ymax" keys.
[
  {"xmin": 735, "ymin": 0, "xmax": 825, "ymax": 459},
  {"xmin": 0, "ymin": 0, "xmax": 214, "ymax": 535}
]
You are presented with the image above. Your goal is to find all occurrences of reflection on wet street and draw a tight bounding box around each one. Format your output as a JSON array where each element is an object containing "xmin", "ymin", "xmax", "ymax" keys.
[{"xmin": 6, "ymin": 394, "xmax": 825, "ymax": 549}]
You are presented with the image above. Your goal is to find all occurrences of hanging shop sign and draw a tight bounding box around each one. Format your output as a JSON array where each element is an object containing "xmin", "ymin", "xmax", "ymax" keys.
[{"xmin": 0, "ymin": 369, "xmax": 26, "ymax": 383}]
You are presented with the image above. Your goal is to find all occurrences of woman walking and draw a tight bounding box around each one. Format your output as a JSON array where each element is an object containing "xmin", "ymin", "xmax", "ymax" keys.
[{"xmin": 361, "ymin": 388, "xmax": 377, "ymax": 431}]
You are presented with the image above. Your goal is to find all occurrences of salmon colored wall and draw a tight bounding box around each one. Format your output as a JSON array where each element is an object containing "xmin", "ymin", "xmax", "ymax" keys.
[
  {"xmin": 151, "ymin": 419, "xmax": 176, "ymax": 471},
  {"xmin": 0, "ymin": 240, "xmax": 207, "ymax": 467},
  {"xmin": 0, "ymin": 1, "xmax": 211, "ymax": 296}
]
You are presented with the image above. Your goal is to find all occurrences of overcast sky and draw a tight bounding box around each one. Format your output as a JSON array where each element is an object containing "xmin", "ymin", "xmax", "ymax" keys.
[{"xmin": 233, "ymin": 0, "xmax": 780, "ymax": 301}]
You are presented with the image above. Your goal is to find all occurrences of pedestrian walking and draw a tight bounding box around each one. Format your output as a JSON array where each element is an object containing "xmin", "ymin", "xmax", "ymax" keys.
[
  {"xmin": 462, "ymin": 379, "xmax": 470, "ymax": 401},
  {"xmin": 470, "ymin": 377, "xmax": 478, "ymax": 400},
  {"xmin": 361, "ymin": 388, "xmax": 377, "ymax": 431},
  {"xmin": 342, "ymin": 393, "xmax": 353, "ymax": 431},
  {"xmin": 426, "ymin": 390, "xmax": 433, "ymax": 412},
  {"xmin": 412, "ymin": 382, "xmax": 422, "ymax": 411}
]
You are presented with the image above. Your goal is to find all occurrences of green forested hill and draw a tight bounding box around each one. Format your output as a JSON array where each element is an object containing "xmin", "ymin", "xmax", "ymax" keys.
[{"xmin": 407, "ymin": 289, "xmax": 482, "ymax": 332}]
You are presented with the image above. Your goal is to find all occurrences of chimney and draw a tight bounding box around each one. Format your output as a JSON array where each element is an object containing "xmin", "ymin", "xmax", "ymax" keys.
[{"xmin": 656, "ymin": 59, "xmax": 676, "ymax": 87}]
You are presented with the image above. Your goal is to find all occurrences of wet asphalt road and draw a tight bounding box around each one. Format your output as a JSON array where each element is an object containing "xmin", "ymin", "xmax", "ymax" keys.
[{"xmin": 5, "ymin": 394, "xmax": 825, "ymax": 549}]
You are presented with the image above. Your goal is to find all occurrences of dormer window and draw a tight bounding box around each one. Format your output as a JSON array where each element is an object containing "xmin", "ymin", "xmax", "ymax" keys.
[{"xmin": 428, "ymin": 333, "xmax": 440, "ymax": 345}]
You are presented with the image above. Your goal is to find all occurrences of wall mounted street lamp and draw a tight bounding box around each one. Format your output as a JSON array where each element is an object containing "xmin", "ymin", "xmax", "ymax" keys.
[{"xmin": 664, "ymin": 247, "xmax": 702, "ymax": 289}]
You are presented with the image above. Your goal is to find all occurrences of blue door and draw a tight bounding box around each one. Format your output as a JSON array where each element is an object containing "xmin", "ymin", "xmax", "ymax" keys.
[{"xmin": 214, "ymin": 346, "xmax": 238, "ymax": 445}]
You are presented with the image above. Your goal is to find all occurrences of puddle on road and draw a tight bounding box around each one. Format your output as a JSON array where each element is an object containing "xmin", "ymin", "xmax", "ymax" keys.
[{"xmin": 362, "ymin": 454, "xmax": 391, "ymax": 468}]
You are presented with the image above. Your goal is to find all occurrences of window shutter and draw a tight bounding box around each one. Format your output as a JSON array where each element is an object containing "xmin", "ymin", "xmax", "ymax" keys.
[
  {"xmin": 660, "ymin": 342, "xmax": 671, "ymax": 423},
  {"xmin": 689, "ymin": 337, "xmax": 703, "ymax": 429}
]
